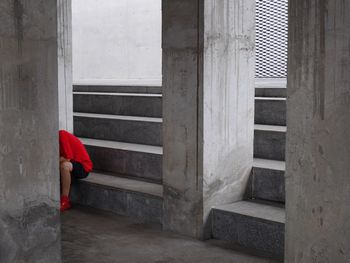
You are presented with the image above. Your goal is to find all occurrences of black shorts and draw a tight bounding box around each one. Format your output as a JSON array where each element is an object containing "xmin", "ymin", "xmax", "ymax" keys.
[{"xmin": 71, "ymin": 161, "xmax": 89, "ymax": 180}]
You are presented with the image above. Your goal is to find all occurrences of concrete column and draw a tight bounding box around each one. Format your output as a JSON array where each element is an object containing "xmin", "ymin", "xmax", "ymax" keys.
[
  {"xmin": 286, "ymin": 1, "xmax": 350, "ymax": 262},
  {"xmin": 162, "ymin": 0, "xmax": 255, "ymax": 238},
  {"xmin": 0, "ymin": 0, "xmax": 61, "ymax": 262},
  {"xmin": 58, "ymin": 0, "xmax": 73, "ymax": 132}
]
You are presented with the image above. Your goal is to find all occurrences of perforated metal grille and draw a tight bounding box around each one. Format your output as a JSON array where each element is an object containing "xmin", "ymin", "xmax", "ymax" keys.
[{"xmin": 256, "ymin": 0, "xmax": 288, "ymax": 78}]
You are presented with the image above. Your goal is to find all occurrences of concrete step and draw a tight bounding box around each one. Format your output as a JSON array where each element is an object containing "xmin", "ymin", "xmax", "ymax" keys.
[
  {"xmin": 73, "ymin": 85, "xmax": 162, "ymax": 94},
  {"xmin": 254, "ymin": 125, "xmax": 286, "ymax": 161},
  {"xmin": 212, "ymin": 201, "xmax": 285, "ymax": 259},
  {"xmin": 70, "ymin": 172, "xmax": 163, "ymax": 224},
  {"xmin": 255, "ymin": 88, "xmax": 286, "ymax": 98},
  {"xmin": 74, "ymin": 113, "xmax": 162, "ymax": 146},
  {"xmin": 255, "ymin": 97, "xmax": 286, "ymax": 126},
  {"xmin": 73, "ymin": 92, "xmax": 162, "ymax": 118},
  {"xmin": 255, "ymin": 78, "xmax": 286, "ymax": 98},
  {"xmin": 247, "ymin": 159, "xmax": 285, "ymax": 203},
  {"xmin": 80, "ymin": 138, "xmax": 162, "ymax": 183}
]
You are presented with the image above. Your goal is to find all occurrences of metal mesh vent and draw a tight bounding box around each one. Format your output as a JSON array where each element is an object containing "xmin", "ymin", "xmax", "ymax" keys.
[{"xmin": 256, "ymin": 0, "xmax": 288, "ymax": 78}]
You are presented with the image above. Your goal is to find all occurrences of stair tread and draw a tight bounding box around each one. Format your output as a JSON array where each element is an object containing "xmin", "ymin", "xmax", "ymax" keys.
[
  {"xmin": 73, "ymin": 92, "xmax": 162, "ymax": 97},
  {"xmin": 74, "ymin": 112, "xmax": 162, "ymax": 123},
  {"xmin": 80, "ymin": 137, "xmax": 163, "ymax": 155},
  {"xmin": 213, "ymin": 200, "xmax": 285, "ymax": 223},
  {"xmin": 81, "ymin": 172, "xmax": 163, "ymax": 198},
  {"xmin": 255, "ymin": 78, "xmax": 287, "ymax": 88},
  {"xmin": 253, "ymin": 158, "xmax": 285, "ymax": 171},
  {"xmin": 255, "ymin": 97, "xmax": 286, "ymax": 101},
  {"xmin": 254, "ymin": 124, "xmax": 287, "ymax": 132}
]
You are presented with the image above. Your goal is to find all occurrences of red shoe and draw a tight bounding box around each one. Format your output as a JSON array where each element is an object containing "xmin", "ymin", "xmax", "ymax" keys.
[{"xmin": 60, "ymin": 195, "xmax": 71, "ymax": 212}]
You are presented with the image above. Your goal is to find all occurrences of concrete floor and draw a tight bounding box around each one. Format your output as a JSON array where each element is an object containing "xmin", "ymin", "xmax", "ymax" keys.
[{"xmin": 61, "ymin": 206, "xmax": 278, "ymax": 263}]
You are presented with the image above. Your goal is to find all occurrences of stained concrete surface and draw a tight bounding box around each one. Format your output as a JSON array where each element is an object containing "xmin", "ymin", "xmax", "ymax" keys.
[
  {"xmin": 162, "ymin": 0, "xmax": 255, "ymax": 238},
  {"xmin": 62, "ymin": 206, "xmax": 278, "ymax": 263},
  {"xmin": 286, "ymin": 0, "xmax": 350, "ymax": 262},
  {"xmin": 0, "ymin": 0, "xmax": 61, "ymax": 262}
]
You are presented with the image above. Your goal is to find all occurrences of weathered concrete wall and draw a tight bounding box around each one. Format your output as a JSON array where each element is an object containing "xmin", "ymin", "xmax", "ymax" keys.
[
  {"xmin": 0, "ymin": 0, "xmax": 61, "ymax": 262},
  {"xmin": 202, "ymin": 0, "xmax": 255, "ymax": 226},
  {"xmin": 72, "ymin": 0, "xmax": 162, "ymax": 86},
  {"xmin": 58, "ymin": 0, "xmax": 73, "ymax": 132},
  {"xmin": 163, "ymin": 0, "xmax": 255, "ymax": 238},
  {"xmin": 286, "ymin": 1, "xmax": 350, "ymax": 262}
]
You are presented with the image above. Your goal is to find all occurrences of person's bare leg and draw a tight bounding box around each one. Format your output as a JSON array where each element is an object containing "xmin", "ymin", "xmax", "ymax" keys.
[{"xmin": 60, "ymin": 161, "xmax": 73, "ymax": 196}]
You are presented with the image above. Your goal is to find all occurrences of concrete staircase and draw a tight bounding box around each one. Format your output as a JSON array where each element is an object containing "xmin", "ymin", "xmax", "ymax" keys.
[
  {"xmin": 70, "ymin": 84, "xmax": 286, "ymax": 258},
  {"xmin": 211, "ymin": 86, "xmax": 286, "ymax": 259},
  {"xmin": 70, "ymin": 85, "xmax": 163, "ymax": 224}
]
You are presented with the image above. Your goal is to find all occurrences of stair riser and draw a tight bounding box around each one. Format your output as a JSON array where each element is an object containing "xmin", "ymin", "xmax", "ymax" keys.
[
  {"xmin": 255, "ymin": 88, "xmax": 286, "ymax": 98},
  {"xmin": 250, "ymin": 167, "xmax": 285, "ymax": 203},
  {"xmin": 212, "ymin": 209, "xmax": 284, "ymax": 259},
  {"xmin": 254, "ymin": 130, "xmax": 286, "ymax": 161},
  {"xmin": 85, "ymin": 145, "xmax": 162, "ymax": 183},
  {"xmin": 255, "ymin": 99, "xmax": 286, "ymax": 126},
  {"xmin": 70, "ymin": 181, "xmax": 163, "ymax": 224},
  {"xmin": 73, "ymin": 94, "xmax": 162, "ymax": 117},
  {"xmin": 73, "ymin": 85, "xmax": 162, "ymax": 94},
  {"xmin": 74, "ymin": 117, "xmax": 162, "ymax": 146}
]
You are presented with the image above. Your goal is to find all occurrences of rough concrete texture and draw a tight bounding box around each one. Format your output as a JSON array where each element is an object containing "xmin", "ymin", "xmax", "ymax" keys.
[
  {"xmin": 286, "ymin": 1, "xmax": 350, "ymax": 262},
  {"xmin": 57, "ymin": 0, "xmax": 73, "ymax": 132},
  {"xmin": 74, "ymin": 114, "xmax": 162, "ymax": 146},
  {"xmin": 249, "ymin": 167, "xmax": 285, "ymax": 203},
  {"xmin": 70, "ymin": 179, "xmax": 163, "ymax": 224},
  {"xmin": 73, "ymin": 85, "xmax": 162, "ymax": 94},
  {"xmin": 255, "ymin": 98, "xmax": 286, "ymax": 126},
  {"xmin": 212, "ymin": 201, "xmax": 285, "ymax": 259},
  {"xmin": 255, "ymin": 88, "xmax": 286, "ymax": 98},
  {"xmin": 254, "ymin": 129, "xmax": 286, "ymax": 161},
  {"xmin": 163, "ymin": 0, "xmax": 255, "ymax": 238},
  {"xmin": 73, "ymin": 93, "xmax": 162, "ymax": 117},
  {"xmin": 85, "ymin": 144, "xmax": 162, "ymax": 182},
  {"xmin": 62, "ymin": 206, "xmax": 277, "ymax": 263},
  {"xmin": 0, "ymin": 0, "xmax": 61, "ymax": 262}
]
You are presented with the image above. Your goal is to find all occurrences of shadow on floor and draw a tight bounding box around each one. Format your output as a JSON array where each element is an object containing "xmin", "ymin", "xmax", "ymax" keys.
[{"xmin": 61, "ymin": 206, "xmax": 279, "ymax": 263}]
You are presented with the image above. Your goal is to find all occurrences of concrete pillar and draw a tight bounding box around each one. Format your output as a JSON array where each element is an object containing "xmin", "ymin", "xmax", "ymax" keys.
[
  {"xmin": 0, "ymin": 0, "xmax": 61, "ymax": 262},
  {"xmin": 286, "ymin": 1, "xmax": 350, "ymax": 262},
  {"xmin": 162, "ymin": 0, "xmax": 255, "ymax": 238},
  {"xmin": 58, "ymin": 0, "xmax": 73, "ymax": 132}
]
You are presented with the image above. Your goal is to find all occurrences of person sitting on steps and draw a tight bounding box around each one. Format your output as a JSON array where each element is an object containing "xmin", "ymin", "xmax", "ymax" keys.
[{"xmin": 59, "ymin": 130, "xmax": 93, "ymax": 212}]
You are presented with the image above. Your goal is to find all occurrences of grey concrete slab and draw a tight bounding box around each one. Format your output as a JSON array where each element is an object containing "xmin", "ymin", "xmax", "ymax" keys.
[
  {"xmin": 250, "ymin": 166, "xmax": 285, "ymax": 203},
  {"xmin": 255, "ymin": 88, "xmax": 286, "ymax": 98},
  {"xmin": 74, "ymin": 113, "xmax": 162, "ymax": 146},
  {"xmin": 255, "ymin": 79, "xmax": 287, "ymax": 89},
  {"xmin": 73, "ymin": 92, "xmax": 162, "ymax": 117},
  {"xmin": 254, "ymin": 126, "xmax": 286, "ymax": 161},
  {"xmin": 286, "ymin": 1, "xmax": 350, "ymax": 262},
  {"xmin": 212, "ymin": 201, "xmax": 285, "ymax": 259},
  {"xmin": 253, "ymin": 158, "xmax": 286, "ymax": 171},
  {"xmin": 62, "ymin": 206, "xmax": 278, "ymax": 263},
  {"xmin": 70, "ymin": 176, "xmax": 163, "ymax": 224},
  {"xmin": 247, "ymin": 159, "xmax": 285, "ymax": 203},
  {"xmin": 81, "ymin": 172, "xmax": 163, "ymax": 197},
  {"xmin": 255, "ymin": 98, "xmax": 286, "ymax": 126},
  {"xmin": 0, "ymin": 1, "xmax": 61, "ymax": 262},
  {"xmin": 82, "ymin": 138, "xmax": 162, "ymax": 182},
  {"xmin": 73, "ymin": 85, "xmax": 162, "ymax": 94},
  {"xmin": 213, "ymin": 201, "xmax": 285, "ymax": 223}
]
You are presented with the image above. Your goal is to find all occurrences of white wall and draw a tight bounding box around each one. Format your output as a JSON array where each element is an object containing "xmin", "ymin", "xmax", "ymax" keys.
[{"xmin": 72, "ymin": 0, "xmax": 162, "ymax": 86}]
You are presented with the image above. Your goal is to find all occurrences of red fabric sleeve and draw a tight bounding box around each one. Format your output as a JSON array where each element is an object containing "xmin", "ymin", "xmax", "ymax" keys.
[{"xmin": 59, "ymin": 131, "xmax": 74, "ymax": 160}]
